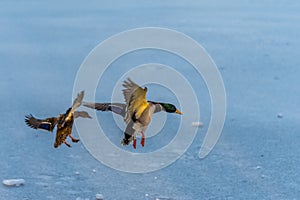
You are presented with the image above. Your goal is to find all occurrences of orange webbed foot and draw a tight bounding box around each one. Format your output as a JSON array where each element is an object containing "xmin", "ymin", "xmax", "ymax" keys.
[
  {"xmin": 141, "ymin": 132, "xmax": 145, "ymax": 147},
  {"xmin": 133, "ymin": 138, "xmax": 137, "ymax": 149}
]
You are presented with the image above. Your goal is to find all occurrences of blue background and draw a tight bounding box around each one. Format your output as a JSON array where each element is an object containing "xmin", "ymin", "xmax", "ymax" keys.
[{"xmin": 0, "ymin": 0, "xmax": 299, "ymax": 199}]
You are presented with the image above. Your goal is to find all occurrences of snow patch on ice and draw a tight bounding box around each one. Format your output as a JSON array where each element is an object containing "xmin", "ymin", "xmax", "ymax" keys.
[
  {"xmin": 192, "ymin": 121, "xmax": 203, "ymax": 127},
  {"xmin": 95, "ymin": 193, "xmax": 104, "ymax": 200},
  {"xmin": 3, "ymin": 179, "xmax": 25, "ymax": 187}
]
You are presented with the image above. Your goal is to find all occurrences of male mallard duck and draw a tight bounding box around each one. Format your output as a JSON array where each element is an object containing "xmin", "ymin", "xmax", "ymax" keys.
[
  {"xmin": 83, "ymin": 101, "xmax": 181, "ymax": 118},
  {"xmin": 84, "ymin": 78, "xmax": 182, "ymax": 149},
  {"xmin": 122, "ymin": 78, "xmax": 182, "ymax": 148},
  {"xmin": 25, "ymin": 91, "xmax": 92, "ymax": 148}
]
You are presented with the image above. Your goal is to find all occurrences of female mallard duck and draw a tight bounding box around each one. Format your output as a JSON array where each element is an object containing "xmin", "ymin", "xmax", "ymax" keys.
[
  {"xmin": 84, "ymin": 78, "xmax": 182, "ymax": 149},
  {"xmin": 25, "ymin": 91, "xmax": 92, "ymax": 148}
]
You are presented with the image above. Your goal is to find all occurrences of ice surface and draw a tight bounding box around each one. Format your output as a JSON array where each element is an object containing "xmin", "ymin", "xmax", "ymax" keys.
[
  {"xmin": 277, "ymin": 113, "xmax": 283, "ymax": 118},
  {"xmin": 1, "ymin": 0, "xmax": 300, "ymax": 199}
]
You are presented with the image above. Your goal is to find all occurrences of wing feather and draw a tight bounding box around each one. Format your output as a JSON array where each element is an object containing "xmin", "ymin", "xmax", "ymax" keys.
[
  {"xmin": 71, "ymin": 91, "xmax": 84, "ymax": 112},
  {"xmin": 122, "ymin": 78, "xmax": 149, "ymax": 123},
  {"xmin": 25, "ymin": 114, "xmax": 58, "ymax": 132},
  {"xmin": 83, "ymin": 102, "xmax": 126, "ymax": 117},
  {"xmin": 122, "ymin": 78, "xmax": 141, "ymax": 105}
]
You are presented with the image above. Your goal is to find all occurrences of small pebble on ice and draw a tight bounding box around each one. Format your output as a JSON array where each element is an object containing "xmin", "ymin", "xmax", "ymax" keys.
[
  {"xmin": 95, "ymin": 194, "xmax": 104, "ymax": 200},
  {"xmin": 92, "ymin": 169, "xmax": 96, "ymax": 173},
  {"xmin": 145, "ymin": 194, "xmax": 149, "ymax": 197},
  {"xmin": 75, "ymin": 171, "xmax": 80, "ymax": 175},
  {"xmin": 192, "ymin": 122, "xmax": 203, "ymax": 127},
  {"xmin": 3, "ymin": 179, "xmax": 25, "ymax": 187},
  {"xmin": 255, "ymin": 166, "xmax": 261, "ymax": 170},
  {"xmin": 154, "ymin": 176, "xmax": 158, "ymax": 180},
  {"xmin": 277, "ymin": 113, "xmax": 283, "ymax": 118}
]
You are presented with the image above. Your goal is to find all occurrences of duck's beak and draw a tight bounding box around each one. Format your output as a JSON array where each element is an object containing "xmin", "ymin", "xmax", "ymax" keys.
[{"xmin": 175, "ymin": 109, "xmax": 183, "ymax": 115}]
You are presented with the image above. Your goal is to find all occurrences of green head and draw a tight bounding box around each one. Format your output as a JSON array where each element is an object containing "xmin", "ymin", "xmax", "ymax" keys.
[{"xmin": 160, "ymin": 103, "xmax": 182, "ymax": 115}]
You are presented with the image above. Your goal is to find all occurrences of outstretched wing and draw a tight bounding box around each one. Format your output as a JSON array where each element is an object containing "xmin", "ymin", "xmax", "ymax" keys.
[
  {"xmin": 25, "ymin": 114, "xmax": 58, "ymax": 132},
  {"xmin": 122, "ymin": 78, "xmax": 141, "ymax": 105},
  {"xmin": 83, "ymin": 102, "xmax": 126, "ymax": 117},
  {"xmin": 122, "ymin": 78, "xmax": 148, "ymax": 123},
  {"xmin": 71, "ymin": 91, "xmax": 84, "ymax": 112},
  {"xmin": 63, "ymin": 91, "xmax": 85, "ymax": 124}
]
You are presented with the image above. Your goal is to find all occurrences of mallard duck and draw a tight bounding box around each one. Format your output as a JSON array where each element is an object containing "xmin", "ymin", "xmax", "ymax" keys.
[
  {"xmin": 122, "ymin": 78, "xmax": 182, "ymax": 148},
  {"xmin": 83, "ymin": 101, "xmax": 181, "ymax": 118},
  {"xmin": 25, "ymin": 91, "xmax": 92, "ymax": 148},
  {"xmin": 84, "ymin": 78, "xmax": 182, "ymax": 148}
]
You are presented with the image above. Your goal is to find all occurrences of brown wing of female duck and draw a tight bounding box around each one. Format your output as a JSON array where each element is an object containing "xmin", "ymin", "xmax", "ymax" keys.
[{"xmin": 25, "ymin": 114, "xmax": 59, "ymax": 132}]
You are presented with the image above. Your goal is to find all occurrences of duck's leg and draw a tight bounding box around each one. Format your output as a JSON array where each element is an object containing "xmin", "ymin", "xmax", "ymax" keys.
[
  {"xmin": 69, "ymin": 134, "xmax": 80, "ymax": 143},
  {"xmin": 140, "ymin": 131, "xmax": 145, "ymax": 147},
  {"xmin": 133, "ymin": 138, "xmax": 137, "ymax": 149},
  {"xmin": 64, "ymin": 140, "xmax": 71, "ymax": 147}
]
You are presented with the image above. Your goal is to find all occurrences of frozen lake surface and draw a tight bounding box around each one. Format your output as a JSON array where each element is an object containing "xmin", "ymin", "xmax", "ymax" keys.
[{"xmin": 0, "ymin": 0, "xmax": 299, "ymax": 199}]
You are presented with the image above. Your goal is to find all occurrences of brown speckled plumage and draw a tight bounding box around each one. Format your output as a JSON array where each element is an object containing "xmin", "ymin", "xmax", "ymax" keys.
[
  {"xmin": 53, "ymin": 108, "xmax": 75, "ymax": 148},
  {"xmin": 25, "ymin": 91, "xmax": 92, "ymax": 148}
]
